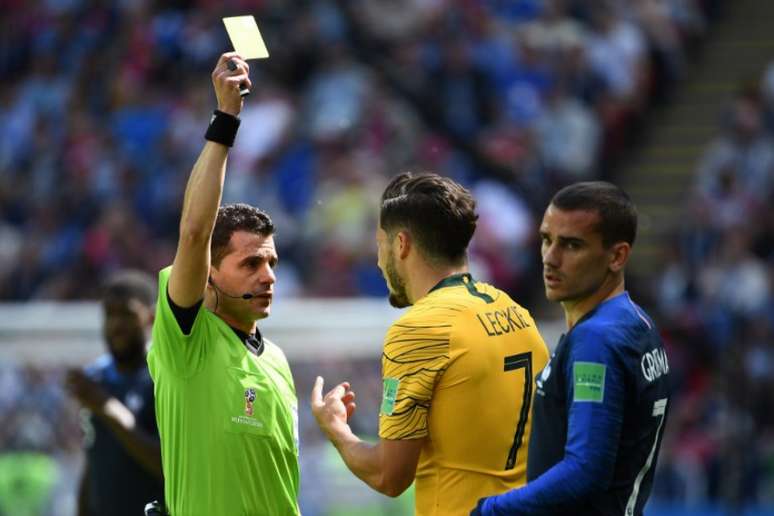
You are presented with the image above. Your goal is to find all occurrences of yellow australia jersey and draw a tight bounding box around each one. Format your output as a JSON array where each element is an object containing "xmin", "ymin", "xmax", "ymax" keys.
[{"xmin": 378, "ymin": 273, "xmax": 549, "ymax": 516}]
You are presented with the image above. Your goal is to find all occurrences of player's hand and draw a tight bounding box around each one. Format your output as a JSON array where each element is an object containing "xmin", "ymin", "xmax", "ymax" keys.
[
  {"xmin": 64, "ymin": 369, "xmax": 109, "ymax": 414},
  {"xmin": 310, "ymin": 376, "xmax": 357, "ymax": 440},
  {"xmin": 211, "ymin": 52, "xmax": 251, "ymax": 117}
]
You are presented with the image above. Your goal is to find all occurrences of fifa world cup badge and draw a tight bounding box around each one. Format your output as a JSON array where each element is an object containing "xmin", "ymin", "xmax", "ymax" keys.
[{"xmin": 244, "ymin": 388, "xmax": 257, "ymax": 416}]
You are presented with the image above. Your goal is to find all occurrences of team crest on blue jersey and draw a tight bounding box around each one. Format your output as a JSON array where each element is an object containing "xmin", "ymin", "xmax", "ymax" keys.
[{"xmin": 244, "ymin": 388, "xmax": 257, "ymax": 416}]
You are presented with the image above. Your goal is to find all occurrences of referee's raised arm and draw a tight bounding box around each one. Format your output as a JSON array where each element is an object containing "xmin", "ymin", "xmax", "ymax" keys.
[{"xmin": 168, "ymin": 53, "xmax": 252, "ymax": 309}]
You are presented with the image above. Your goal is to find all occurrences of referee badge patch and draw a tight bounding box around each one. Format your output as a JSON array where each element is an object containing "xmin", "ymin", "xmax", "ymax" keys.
[
  {"xmin": 380, "ymin": 378, "xmax": 400, "ymax": 416},
  {"xmin": 573, "ymin": 362, "xmax": 606, "ymax": 402},
  {"xmin": 244, "ymin": 387, "xmax": 257, "ymax": 416}
]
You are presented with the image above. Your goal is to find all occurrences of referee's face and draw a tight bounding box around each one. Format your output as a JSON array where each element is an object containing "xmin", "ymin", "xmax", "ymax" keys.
[
  {"xmin": 540, "ymin": 205, "xmax": 611, "ymax": 304},
  {"xmin": 213, "ymin": 231, "xmax": 278, "ymax": 321}
]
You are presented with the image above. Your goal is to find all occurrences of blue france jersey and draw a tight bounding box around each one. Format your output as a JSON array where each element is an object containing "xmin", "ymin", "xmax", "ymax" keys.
[
  {"xmin": 479, "ymin": 292, "xmax": 671, "ymax": 516},
  {"xmin": 82, "ymin": 354, "xmax": 163, "ymax": 516}
]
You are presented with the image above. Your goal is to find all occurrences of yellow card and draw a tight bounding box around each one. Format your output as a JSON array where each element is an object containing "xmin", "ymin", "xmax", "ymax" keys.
[{"xmin": 222, "ymin": 15, "xmax": 269, "ymax": 59}]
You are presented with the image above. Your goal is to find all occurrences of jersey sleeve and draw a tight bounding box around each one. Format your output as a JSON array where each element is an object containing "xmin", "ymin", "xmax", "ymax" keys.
[
  {"xmin": 148, "ymin": 267, "xmax": 209, "ymax": 378},
  {"xmin": 563, "ymin": 323, "xmax": 627, "ymax": 486},
  {"xmin": 378, "ymin": 313, "xmax": 451, "ymax": 440},
  {"xmin": 478, "ymin": 323, "xmax": 628, "ymax": 515}
]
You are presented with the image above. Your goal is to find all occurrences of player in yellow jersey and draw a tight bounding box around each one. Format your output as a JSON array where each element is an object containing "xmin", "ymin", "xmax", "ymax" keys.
[{"xmin": 311, "ymin": 172, "xmax": 550, "ymax": 515}]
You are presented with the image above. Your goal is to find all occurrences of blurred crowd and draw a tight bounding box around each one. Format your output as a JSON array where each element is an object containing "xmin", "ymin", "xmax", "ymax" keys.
[
  {"xmin": 649, "ymin": 69, "xmax": 774, "ymax": 510},
  {"xmin": 0, "ymin": 364, "xmax": 81, "ymax": 515},
  {"xmin": 0, "ymin": 0, "xmax": 712, "ymax": 305}
]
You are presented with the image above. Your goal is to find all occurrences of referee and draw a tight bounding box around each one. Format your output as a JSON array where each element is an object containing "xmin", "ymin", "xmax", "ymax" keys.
[{"xmin": 147, "ymin": 53, "xmax": 299, "ymax": 515}]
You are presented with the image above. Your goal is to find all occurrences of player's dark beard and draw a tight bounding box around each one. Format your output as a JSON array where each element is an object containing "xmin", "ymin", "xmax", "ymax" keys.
[
  {"xmin": 108, "ymin": 335, "xmax": 146, "ymax": 366},
  {"xmin": 385, "ymin": 253, "xmax": 410, "ymax": 308}
]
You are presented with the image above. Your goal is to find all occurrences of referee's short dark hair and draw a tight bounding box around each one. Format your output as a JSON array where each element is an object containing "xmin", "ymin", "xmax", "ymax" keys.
[
  {"xmin": 211, "ymin": 203, "xmax": 275, "ymax": 267},
  {"xmin": 550, "ymin": 181, "xmax": 638, "ymax": 247},
  {"xmin": 103, "ymin": 270, "xmax": 157, "ymax": 307},
  {"xmin": 380, "ymin": 172, "xmax": 478, "ymax": 266}
]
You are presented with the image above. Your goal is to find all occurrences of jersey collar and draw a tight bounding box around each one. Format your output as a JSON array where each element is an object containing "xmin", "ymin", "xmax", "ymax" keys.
[
  {"xmin": 230, "ymin": 326, "xmax": 265, "ymax": 357},
  {"xmin": 427, "ymin": 272, "xmax": 494, "ymax": 303},
  {"xmin": 567, "ymin": 290, "xmax": 630, "ymax": 334},
  {"xmin": 428, "ymin": 272, "xmax": 473, "ymax": 294}
]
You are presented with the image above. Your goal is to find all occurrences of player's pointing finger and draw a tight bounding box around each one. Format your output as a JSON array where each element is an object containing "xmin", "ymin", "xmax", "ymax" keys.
[{"xmin": 311, "ymin": 376, "xmax": 324, "ymax": 405}]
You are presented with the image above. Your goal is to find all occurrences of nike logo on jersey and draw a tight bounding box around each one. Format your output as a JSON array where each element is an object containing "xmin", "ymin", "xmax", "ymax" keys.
[{"xmin": 641, "ymin": 348, "xmax": 669, "ymax": 382}]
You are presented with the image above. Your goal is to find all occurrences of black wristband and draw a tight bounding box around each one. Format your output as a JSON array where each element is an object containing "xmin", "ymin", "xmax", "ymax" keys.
[{"xmin": 204, "ymin": 110, "xmax": 240, "ymax": 147}]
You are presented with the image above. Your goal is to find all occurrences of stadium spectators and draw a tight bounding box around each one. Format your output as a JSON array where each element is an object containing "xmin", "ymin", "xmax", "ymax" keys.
[
  {"xmin": 0, "ymin": 0, "xmax": 710, "ymax": 306},
  {"xmin": 0, "ymin": 362, "xmax": 82, "ymax": 514},
  {"xmin": 650, "ymin": 75, "xmax": 774, "ymax": 510}
]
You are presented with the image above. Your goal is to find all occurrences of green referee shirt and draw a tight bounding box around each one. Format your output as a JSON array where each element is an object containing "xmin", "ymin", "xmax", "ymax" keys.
[{"xmin": 148, "ymin": 267, "xmax": 300, "ymax": 516}]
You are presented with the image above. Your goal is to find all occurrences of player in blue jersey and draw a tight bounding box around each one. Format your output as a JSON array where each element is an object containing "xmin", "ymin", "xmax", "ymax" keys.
[
  {"xmin": 65, "ymin": 270, "xmax": 163, "ymax": 516},
  {"xmin": 473, "ymin": 181, "xmax": 672, "ymax": 516}
]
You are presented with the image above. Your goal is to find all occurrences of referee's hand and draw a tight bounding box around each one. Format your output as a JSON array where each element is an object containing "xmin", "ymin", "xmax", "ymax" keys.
[{"xmin": 211, "ymin": 52, "xmax": 251, "ymax": 117}]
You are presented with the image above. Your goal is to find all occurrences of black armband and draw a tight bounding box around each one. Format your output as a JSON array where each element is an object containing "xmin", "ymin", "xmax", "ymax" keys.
[{"xmin": 204, "ymin": 110, "xmax": 240, "ymax": 147}]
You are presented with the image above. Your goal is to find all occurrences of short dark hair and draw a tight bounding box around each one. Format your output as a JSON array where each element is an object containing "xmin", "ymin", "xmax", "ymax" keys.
[
  {"xmin": 380, "ymin": 172, "xmax": 478, "ymax": 265},
  {"xmin": 102, "ymin": 270, "xmax": 156, "ymax": 307},
  {"xmin": 211, "ymin": 203, "xmax": 275, "ymax": 267},
  {"xmin": 550, "ymin": 181, "xmax": 637, "ymax": 247}
]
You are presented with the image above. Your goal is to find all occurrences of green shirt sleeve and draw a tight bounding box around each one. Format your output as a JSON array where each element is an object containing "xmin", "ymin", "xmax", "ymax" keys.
[{"xmin": 148, "ymin": 266, "xmax": 209, "ymax": 378}]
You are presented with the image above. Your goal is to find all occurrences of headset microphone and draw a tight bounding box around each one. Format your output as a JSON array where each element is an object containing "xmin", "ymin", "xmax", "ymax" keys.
[{"xmin": 208, "ymin": 277, "xmax": 258, "ymax": 300}]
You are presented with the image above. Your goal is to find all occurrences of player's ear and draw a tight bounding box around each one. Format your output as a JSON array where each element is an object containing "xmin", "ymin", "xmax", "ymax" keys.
[
  {"xmin": 396, "ymin": 230, "xmax": 411, "ymax": 260},
  {"xmin": 207, "ymin": 265, "xmax": 220, "ymax": 286},
  {"xmin": 608, "ymin": 242, "xmax": 630, "ymax": 273}
]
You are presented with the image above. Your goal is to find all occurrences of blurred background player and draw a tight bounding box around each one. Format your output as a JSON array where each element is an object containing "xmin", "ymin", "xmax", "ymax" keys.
[
  {"xmin": 65, "ymin": 270, "xmax": 163, "ymax": 516},
  {"xmin": 312, "ymin": 172, "xmax": 550, "ymax": 515},
  {"xmin": 474, "ymin": 182, "xmax": 672, "ymax": 515},
  {"xmin": 147, "ymin": 53, "xmax": 299, "ymax": 515}
]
